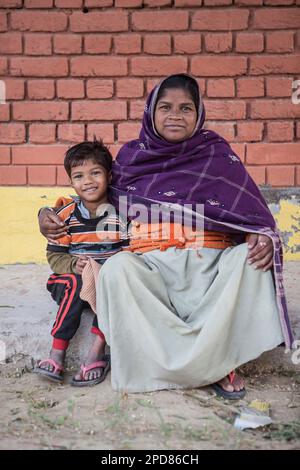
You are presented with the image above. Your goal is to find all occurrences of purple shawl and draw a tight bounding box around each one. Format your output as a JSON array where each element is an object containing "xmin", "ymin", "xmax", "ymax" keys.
[{"xmin": 110, "ymin": 74, "xmax": 293, "ymax": 348}]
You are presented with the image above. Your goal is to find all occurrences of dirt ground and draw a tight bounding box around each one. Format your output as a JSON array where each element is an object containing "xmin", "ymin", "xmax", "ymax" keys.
[{"xmin": 0, "ymin": 263, "xmax": 300, "ymax": 450}]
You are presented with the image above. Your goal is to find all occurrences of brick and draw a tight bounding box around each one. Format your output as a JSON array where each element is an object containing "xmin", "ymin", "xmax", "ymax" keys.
[
  {"xmin": 87, "ymin": 124, "xmax": 114, "ymax": 143},
  {"xmin": 266, "ymin": 31, "xmax": 294, "ymax": 53},
  {"xmin": 205, "ymin": 100, "xmax": 246, "ymax": 120},
  {"xmin": 0, "ymin": 104, "xmax": 10, "ymax": 121},
  {"xmin": 204, "ymin": 0, "xmax": 232, "ymax": 4},
  {"xmin": 0, "ymin": 0, "xmax": 23, "ymax": 6},
  {"xmin": 11, "ymin": 58, "xmax": 68, "ymax": 77},
  {"xmin": 0, "ymin": 123, "xmax": 25, "ymax": 144},
  {"xmin": 197, "ymin": 78, "xmax": 206, "ymax": 96},
  {"xmin": 246, "ymin": 166, "xmax": 266, "ymax": 185},
  {"xmin": 174, "ymin": 34, "xmax": 201, "ymax": 54},
  {"xmin": 114, "ymin": 34, "xmax": 141, "ymax": 54},
  {"xmin": 267, "ymin": 166, "xmax": 295, "ymax": 186},
  {"xmin": 206, "ymin": 79, "xmax": 235, "ymax": 98},
  {"xmin": 205, "ymin": 33, "xmax": 232, "ymax": 53},
  {"xmin": 237, "ymin": 122, "xmax": 264, "ymax": 142},
  {"xmin": 0, "ymin": 33, "xmax": 22, "ymax": 54},
  {"xmin": 297, "ymin": 122, "xmax": 300, "ymax": 139},
  {"xmin": 146, "ymin": 78, "xmax": 161, "ymax": 93},
  {"xmin": 174, "ymin": 0, "xmax": 203, "ymax": 5},
  {"xmin": 118, "ymin": 123, "xmax": 141, "ymax": 142},
  {"xmin": 205, "ymin": 121, "xmax": 235, "ymax": 141},
  {"xmin": 71, "ymin": 57, "xmax": 127, "ymax": 76},
  {"xmin": 267, "ymin": 121, "xmax": 294, "ymax": 142},
  {"xmin": 57, "ymin": 79, "xmax": 84, "ymax": 99},
  {"xmin": 84, "ymin": 35, "xmax": 112, "ymax": 54},
  {"xmin": 58, "ymin": 124, "xmax": 85, "ymax": 143},
  {"xmin": 28, "ymin": 166, "xmax": 56, "ymax": 186},
  {"xmin": 24, "ymin": 34, "xmax": 52, "ymax": 55},
  {"xmin": 253, "ymin": 8, "xmax": 300, "ymax": 29},
  {"xmin": 86, "ymin": 79, "xmax": 114, "ymax": 98},
  {"xmin": 0, "ymin": 13, "xmax": 7, "ymax": 32},
  {"xmin": 12, "ymin": 145, "xmax": 68, "ymax": 165},
  {"xmin": 3, "ymin": 79, "xmax": 25, "ymax": 100},
  {"xmin": 144, "ymin": 35, "xmax": 171, "ymax": 55},
  {"xmin": 70, "ymin": 12, "xmax": 128, "ymax": 32},
  {"xmin": 230, "ymin": 143, "xmax": 245, "ymax": 162},
  {"xmin": 13, "ymin": 102, "xmax": 68, "ymax": 121},
  {"xmin": 191, "ymin": 56, "xmax": 247, "ymax": 77},
  {"xmin": 175, "ymin": 0, "xmax": 202, "ymax": 7},
  {"xmin": 266, "ymin": 77, "xmax": 294, "ymax": 97},
  {"xmin": 53, "ymin": 34, "xmax": 82, "ymax": 54},
  {"xmin": 235, "ymin": 0, "xmax": 262, "ymax": 4},
  {"xmin": 236, "ymin": 33, "xmax": 264, "ymax": 53},
  {"xmin": 11, "ymin": 12, "xmax": 67, "ymax": 31},
  {"xmin": 247, "ymin": 144, "xmax": 300, "ymax": 164},
  {"xmin": 236, "ymin": 78, "xmax": 264, "ymax": 98},
  {"xmin": 116, "ymin": 78, "xmax": 144, "ymax": 98},
  {"xmin": 0, "ymin": 58, "xmax": 8, "ymax": 75},
  {"xmin": 132, "ymin": 11, "xmax": 188, "ymax": 31},
  {"xmin": 264, "ymin": 0, "xmax": 294, "ymax": 4},
  {"xmin": 114, "ymin": 0, "xmax": 141, "ymax": 5},
  {"xmin": 25, "ymin": 0, "xmax": 53, "ymax": 7},
  {"xmin": 192, "ymin": 10, "xmax": 249, "ymax": 30},
  {"xmin": 0, "ymin": 166, "xmax": 27, "ymax": 185},
  {"xmin": 0, "ymin": 147, "xmax": 11, "ymax": 165},
  {"xmin": 130, "ymin": 100, "xmax": 146, "ymax": 119},
  {"xmin": 72, "ymin": 101, "xmax": 127, "ymax": 121},
  {"xmin": 29, "ymin": 123, "xmax": 56, "ymax": 144},
  {"xmin": 109, "ymin": 144, "xmax": 122, "ymax": 159},
  {"xmin": 55, "ymin": 0, "xmax": 83, "ymax": 7},
  {"xmin": 131, "ymin": 57, "xmax": 187, "ymax": 76},
  {"xmin": 251, "ymin": 100, "xmax": 300, "ymax": 119},
  {"xmin": 251, "ymin": 55, "xmax": 300, "ymax": 75},
  {"xmin": 144, "ymin": 0, "xmax": 172, "ymax": 5},
  {"xmin": 27, "ymin": 80, "xmax": 55, "ymax": 100},
  {"xmin": 296, "ymin": 166, "xmax": 300, "ymax": 186},
  {"xmin": 57, "ymin": 166, "xmax": 70, "ymax": 186}
]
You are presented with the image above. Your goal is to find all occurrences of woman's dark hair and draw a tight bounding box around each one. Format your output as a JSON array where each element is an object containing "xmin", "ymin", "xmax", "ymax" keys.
[
  {"xmin": 64, "ymin": 138, "xmax": 112, "ymax": 177},
  {"xmin": 156, "ymin": 74, "xmax": 200, "ymax": 111}
]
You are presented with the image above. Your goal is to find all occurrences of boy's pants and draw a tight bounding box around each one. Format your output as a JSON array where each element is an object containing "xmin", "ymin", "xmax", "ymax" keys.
[{"xmin": 47, "ymin": 273, "xmax": 104, "ymax": 351}]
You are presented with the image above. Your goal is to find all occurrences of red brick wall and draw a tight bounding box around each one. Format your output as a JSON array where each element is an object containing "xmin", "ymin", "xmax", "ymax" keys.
[{"xmin": 0, "ymin": 1, "xmax": 300, "ymax": 187}]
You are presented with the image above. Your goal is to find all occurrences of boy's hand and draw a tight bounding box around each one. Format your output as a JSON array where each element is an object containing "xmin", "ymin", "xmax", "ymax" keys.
[
  {"xmin": 75, "ymin": 256, "xmax": 89, "ymax": 275},
  {"xmin": 38, "ymin": 208, "xmax": 68, "ymax": 244},
  {"xmin": 247, "ymin": 233, "xmax": 273, "ymax": 271}
]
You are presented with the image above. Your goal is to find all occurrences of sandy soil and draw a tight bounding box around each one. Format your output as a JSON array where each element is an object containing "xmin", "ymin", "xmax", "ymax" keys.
[{"xmin": 0, "ymin": 263, "xmax": 300, "ymax": 450}]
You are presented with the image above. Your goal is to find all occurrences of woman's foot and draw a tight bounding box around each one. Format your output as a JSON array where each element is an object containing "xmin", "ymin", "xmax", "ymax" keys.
[
  {"xmin": 211, "ymin": 372, "xmax": 246, "ymax": 400},
  {"xmin": 35, "ymin": 348, "xmax": 66, "ymax": 382},
  {"xmin": 73, "ymin": 335, "xmax": 107, "ymax": 383}
]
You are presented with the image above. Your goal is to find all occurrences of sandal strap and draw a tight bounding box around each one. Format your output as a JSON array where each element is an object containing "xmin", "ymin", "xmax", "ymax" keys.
[
  {"xmin": 38, "ymin": 358, "xmax": 64, "ymax": 374},
  {"xmin": 80, "ymin": 360, "xmax": 108, "ymax": 380}
]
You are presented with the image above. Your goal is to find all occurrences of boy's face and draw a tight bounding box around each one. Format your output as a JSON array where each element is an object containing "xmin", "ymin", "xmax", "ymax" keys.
[{"xmin": 70, "ymin": 158, "xmax": 111, "ymax": 204}]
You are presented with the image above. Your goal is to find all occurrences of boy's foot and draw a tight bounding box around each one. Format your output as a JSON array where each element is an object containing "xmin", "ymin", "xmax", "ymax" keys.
[
  {"xmin": 72, "ymin": 335, "xmax": 108, "ymax": 385},
  {"xmin": 71, "ymin": 354, "xmax": 110, "ymax": 387},
  {"xmin": 34, "ymin": 348, "xmax": 66, "ymax": 383}
]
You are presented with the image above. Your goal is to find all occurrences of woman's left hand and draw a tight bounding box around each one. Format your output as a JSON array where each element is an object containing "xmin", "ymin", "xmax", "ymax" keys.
[{"xmin": 247, "ymin": 233, "xmax": 273, "ymax": 271}]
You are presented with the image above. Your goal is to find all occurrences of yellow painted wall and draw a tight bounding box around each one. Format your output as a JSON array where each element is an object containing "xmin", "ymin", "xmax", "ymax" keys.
[{"xmin": 0, "ymin": 187, "xmax": 299, "ymax": 264}]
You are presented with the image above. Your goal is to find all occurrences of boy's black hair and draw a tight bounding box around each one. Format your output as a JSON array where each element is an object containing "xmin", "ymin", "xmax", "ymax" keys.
[{"xmin": 64, "ymin": 138, "xmax": 112, "ymax": 178}]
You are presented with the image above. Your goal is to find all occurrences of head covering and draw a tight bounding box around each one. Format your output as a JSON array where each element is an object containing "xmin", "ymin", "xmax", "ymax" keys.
[{"xmin": 109, "ymin": 74, "xmax": 293, "ymax": 348}]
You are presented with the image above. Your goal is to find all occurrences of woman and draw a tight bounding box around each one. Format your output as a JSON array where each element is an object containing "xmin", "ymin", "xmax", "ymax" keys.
[{"xmin": 40, "ymin": 74, "xmax": 293, "ymax": 399}]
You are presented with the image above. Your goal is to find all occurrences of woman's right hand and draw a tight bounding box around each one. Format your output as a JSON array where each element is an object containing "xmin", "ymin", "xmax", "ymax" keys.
[{"xmin": 38, "ymin": 208, "xmax": 68, "ymax": 244}]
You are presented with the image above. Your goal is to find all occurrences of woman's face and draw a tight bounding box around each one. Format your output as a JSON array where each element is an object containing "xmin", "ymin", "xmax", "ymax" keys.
[{"xmin": 154, "ymin": 88, "xmax": 197, "ymax": 142}]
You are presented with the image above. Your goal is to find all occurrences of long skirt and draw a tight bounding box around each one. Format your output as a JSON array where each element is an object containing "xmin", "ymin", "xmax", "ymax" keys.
[{"xmin": 96, "ymin": 243, "xmax": 284, "ymax": 393}]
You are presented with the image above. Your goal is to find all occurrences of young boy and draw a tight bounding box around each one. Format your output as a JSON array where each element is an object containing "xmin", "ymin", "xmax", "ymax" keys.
[{"xmin": 35, "ymin": 139, "xmax": 128, "ymax": 386}]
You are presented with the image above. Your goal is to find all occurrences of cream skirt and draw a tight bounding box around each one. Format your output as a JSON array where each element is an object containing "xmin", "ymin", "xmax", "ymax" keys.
[{"xmin": 96, "ymin": 243, "xmax": 284, "ymax": 393}]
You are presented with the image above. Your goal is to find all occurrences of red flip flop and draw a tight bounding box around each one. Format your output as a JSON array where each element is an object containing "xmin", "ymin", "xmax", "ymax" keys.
[
  {"xmin": 34, "ymin": 358, "xmax": 64, "ymax": 383},
  {"xmin": 71, "ymin": 354, "xmax": 110, "ymax": 387}
]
